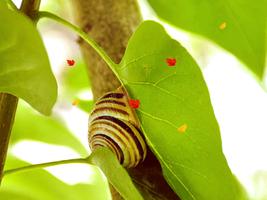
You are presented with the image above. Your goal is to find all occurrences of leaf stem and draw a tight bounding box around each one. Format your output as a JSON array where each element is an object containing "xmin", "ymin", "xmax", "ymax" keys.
[
  {"xmin": 4, "ymin": 157, "xmax": 89, "ymax": 177},
  {"xmin": 36, "ymin": 11, "xmax": 122, "ymax": 85},
  {"xmin": 20, "ymin": 0, "xmax": 41, "ymax": 18},
  {"xmin": 3, "ymin": 147, "xmax": 109, "ymax": 177}
]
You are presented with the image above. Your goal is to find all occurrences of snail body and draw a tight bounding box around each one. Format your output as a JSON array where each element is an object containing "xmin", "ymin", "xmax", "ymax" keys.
[{"xmin": 88, "ymin": 86, "xmax": 147, "ymax": 168}]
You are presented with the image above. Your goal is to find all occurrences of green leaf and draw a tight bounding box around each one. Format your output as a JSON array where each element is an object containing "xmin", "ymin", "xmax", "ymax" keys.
[
  {"xmin": 0, "ymin": 7, "xmax": 57, "ymax": 115},
  {"xmin": 0, "ymin": 191, "xmax": 35, "ymax": 200},
  {"xmin": 1, "ymin": 155, "xmax": 110, "ymax": 200},
  {"xmin": 0, "ymin": 1, "xmax": 7, "ymax": 9},
  {"xmin": 147, "ymin": 0, "xmax": 266, "ymax": 78},
  {"xmin": 117, "ymin": 21, "xmax": 246, "ymax": 200},
  {"xmin": 89, "ymin": 148, "xmax": 143, "ymax": 200},
  {"xmin": 10, "ymin": 102, "xmax": 88, "ymax": 157}
]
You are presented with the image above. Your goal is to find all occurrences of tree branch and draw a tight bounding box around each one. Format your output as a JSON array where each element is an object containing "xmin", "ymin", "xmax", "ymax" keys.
[
  {"xmin": 0, "ymin": 93, "xmax": 18, "ymax": 184},
  {"xmin": 71, "ymin": 0, "xmax": 140, "ymax": 100},
  {"xmin": 20, "ymin": 0, "xmax": 41, "ymax": 18},
  {"xmin": 71, "ymin": 0, "xmax": 180, "ymax": 199}
]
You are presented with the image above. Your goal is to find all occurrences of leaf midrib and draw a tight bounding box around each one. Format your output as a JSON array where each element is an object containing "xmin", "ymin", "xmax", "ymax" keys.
[{"xmin": 141, "ymin": 124, "xmax": 196, "ymax": 200}]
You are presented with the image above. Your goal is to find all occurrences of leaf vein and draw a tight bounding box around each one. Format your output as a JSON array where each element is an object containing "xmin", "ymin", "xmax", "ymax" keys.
[{"xmin": 119, "ymin": 52, "xmax": 162, "ymax": 70}]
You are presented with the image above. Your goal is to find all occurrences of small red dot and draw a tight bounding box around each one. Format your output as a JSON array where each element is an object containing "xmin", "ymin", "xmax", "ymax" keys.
[
  {"xmin": 67, "ymin": 59, "xmax": 75, "ymax": 66},
  {"xmin": 129, "ymin": 99, "xmax": 140, "ymax": 109},
  {"xmin": 166, "ymin": 58, "xmax": 176, "ymax": 66}
]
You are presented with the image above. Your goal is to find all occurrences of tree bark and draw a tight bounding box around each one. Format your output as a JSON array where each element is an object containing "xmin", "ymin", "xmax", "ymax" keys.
[
  {"xmin": 72, "ymin": 0, "xmax": 141, "ymax": 100},
  {"xmin": 71, "ymin": 1, "xmax": 180, "ymax": 199},
  {"xmin": 0, "ymin": 94, "xmax": 18, "ymax": 184}
]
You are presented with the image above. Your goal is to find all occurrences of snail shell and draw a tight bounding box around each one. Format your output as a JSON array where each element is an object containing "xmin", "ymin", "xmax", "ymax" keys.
[{"xmin": 88, "ymin": 86, "xmax": 147, "ymax": 168}]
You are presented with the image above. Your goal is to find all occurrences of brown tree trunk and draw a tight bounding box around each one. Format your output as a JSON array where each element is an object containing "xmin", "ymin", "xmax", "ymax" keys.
[
  {"xmin": 0, "ymin": 93, "xmax": 18, "ymax": 184},
  {"xmin": 71, "ymin": 1, "xmax": 180, "ymax": 199},
  {"xmin": 72, "ymin": 0, "xmax": 140, "ymax": 100}
]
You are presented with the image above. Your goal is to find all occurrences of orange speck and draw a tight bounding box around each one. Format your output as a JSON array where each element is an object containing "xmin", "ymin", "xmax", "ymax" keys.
[
  {"xmin": 72, "ymin": 99, "xmax": 80, "ymax": 106},
  {"xmin": 219, "ymin": 22, "xmax": 227, "ymax": 30},
  {"xmin": 67, "ymin": 59, "xmax": 75, "ymax": 66},
  {"xmin": 129, "ymin": 99, "xmax": 140, "ymax": 109},
  {"xmin": 177, "ymin": 124, "xmax": 188, "ymax": 133}
]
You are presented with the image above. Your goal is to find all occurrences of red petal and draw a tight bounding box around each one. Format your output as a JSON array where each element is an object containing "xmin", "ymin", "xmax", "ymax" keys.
[
  {"xmin": 67, "ymin": 59, "xmax": 75, "ymax": 66},
  {"xmin": 166, "ymin": 58, "xmax": 176, "ymax": 66},
  {"xmin": 129, "ymin": 99, "xmax": 140, "ymax": 109}
]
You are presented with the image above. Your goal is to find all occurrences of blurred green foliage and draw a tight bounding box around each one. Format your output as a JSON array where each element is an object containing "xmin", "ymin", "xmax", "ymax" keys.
[
  {"xmin": 62, "ymin": 60, "xmax": 90, "ymax": 99},
  {"xmin": 1, "ymin": 155, "xmax": 111, "ymax": 200},
  {"xmin": 147, "ymin": 0, "xmax": 266, "ymax": 79},
  {"xmin": 10, "ymin": 103, "xmax": 88, "ymax": 157}
]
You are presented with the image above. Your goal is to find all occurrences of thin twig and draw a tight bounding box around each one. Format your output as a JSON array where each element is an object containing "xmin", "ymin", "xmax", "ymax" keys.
[{"xmin": 4, "ymin": 157, "xmax": 88, "ymax": 177}]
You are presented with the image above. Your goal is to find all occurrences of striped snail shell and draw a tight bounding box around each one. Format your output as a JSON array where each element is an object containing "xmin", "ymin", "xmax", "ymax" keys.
[{"xmin": 88, "ymin": 86, "xmax": 147, "ymax": 168}]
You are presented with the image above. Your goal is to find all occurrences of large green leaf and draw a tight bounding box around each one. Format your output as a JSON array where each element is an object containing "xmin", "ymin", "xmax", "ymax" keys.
[
  {"xmin": 10, "ymin": 102, "xmax": 88, "ymax": 157},
  {"xmin": 0, "ymin": 7, "xmax": 57, "ymax": 115},
  {"xmin": 147, "ymin": 0, "xmax": 266, "ymax": 78},
  {"xmin": 89, "ymin": 148, "xmax": 143, "ymax": 200},
  {"xmin": 0, "ymin": 1, "xmax": 7, "ymax": 9},
  {"xmin": 117, "ymin": 21, "xmax": 246, "ymax": 200},
  {"xmin": 0, "ymin": 191, "xmax": 35, "ymax": 200},
  {"xmin": 1, "ymin": 155, "xmax": 110, "ymax": 200}
]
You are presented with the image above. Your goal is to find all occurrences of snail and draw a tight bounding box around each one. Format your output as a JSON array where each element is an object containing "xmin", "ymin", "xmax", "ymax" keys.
[{"xmin": 88, "ymin": 86, "xmax": 147, "ymax": 168}]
